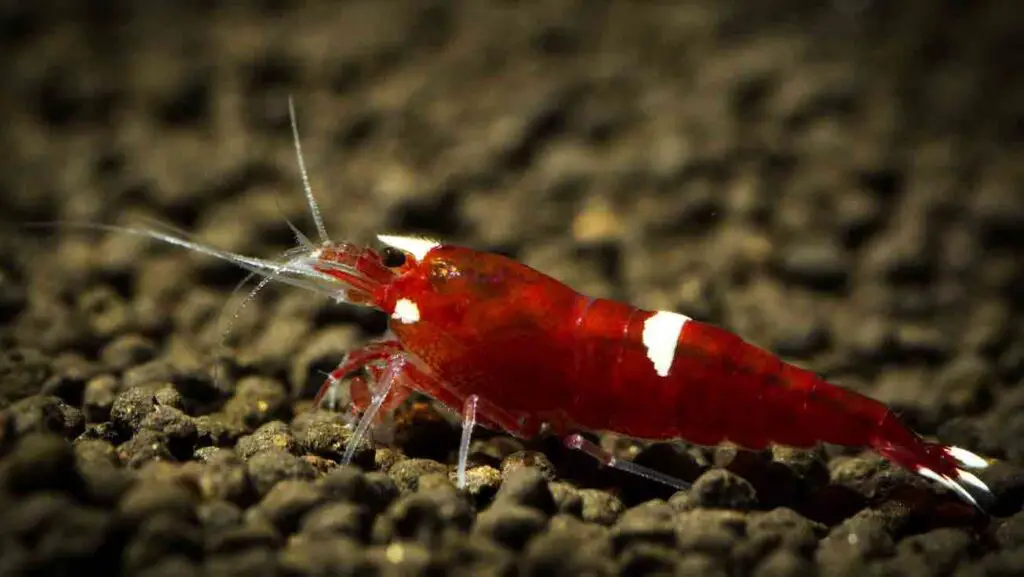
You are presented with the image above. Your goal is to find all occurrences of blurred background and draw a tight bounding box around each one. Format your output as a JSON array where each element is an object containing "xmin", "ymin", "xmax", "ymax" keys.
[{"xmin": 1, "ymin": 0, "xmax": 1022, "ymax": 458}]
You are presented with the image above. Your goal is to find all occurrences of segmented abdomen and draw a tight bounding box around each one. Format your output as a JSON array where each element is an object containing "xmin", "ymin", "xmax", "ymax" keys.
[{"xmin": 567, "ymin": 303, "xmax": 890, "ymax": 451}]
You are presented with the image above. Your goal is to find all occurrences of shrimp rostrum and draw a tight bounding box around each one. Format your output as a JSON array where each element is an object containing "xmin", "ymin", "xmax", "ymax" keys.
[{"xmin": 74, "ymin": 102, "xmax": 994, "ymax": 512}]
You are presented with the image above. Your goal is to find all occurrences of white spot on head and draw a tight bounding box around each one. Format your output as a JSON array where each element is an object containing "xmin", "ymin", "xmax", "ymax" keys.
[
  {"xmin": 641, "ymin": 310, "xmax": 690, "ymax": 377},
  {"xmin": 392, "ymin": 298, "xmax": 420, "ymax": 324},
  {"xmin": 377, "ymin": 235, "xmax": 440, "ymax": 262}
]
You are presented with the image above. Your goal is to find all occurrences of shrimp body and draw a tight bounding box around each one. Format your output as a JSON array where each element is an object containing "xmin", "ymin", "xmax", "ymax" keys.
[
  {"xmin": 83, "ymin": 99, "xmax": 990, "ymax": 510},
  {"xmin": 319, "ymin": 237, "xmax": 992, "ymax": 510}
]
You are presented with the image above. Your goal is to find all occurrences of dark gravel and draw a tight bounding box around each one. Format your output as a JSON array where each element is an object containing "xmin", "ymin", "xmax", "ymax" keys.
[{"xmin": 2, "ymin": 1, "xmax": 1024, "ymax": 576}]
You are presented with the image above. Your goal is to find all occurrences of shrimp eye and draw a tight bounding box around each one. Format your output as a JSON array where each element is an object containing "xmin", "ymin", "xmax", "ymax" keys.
[{"xmin": 381, "ymin": 247, "xmax": 407, "ymax": 268}]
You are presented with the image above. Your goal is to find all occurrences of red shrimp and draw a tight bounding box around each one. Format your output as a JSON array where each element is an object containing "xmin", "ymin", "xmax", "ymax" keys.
[{"xmin": 55, "ymin": 99, "xmax": 993, "ymax": 511}]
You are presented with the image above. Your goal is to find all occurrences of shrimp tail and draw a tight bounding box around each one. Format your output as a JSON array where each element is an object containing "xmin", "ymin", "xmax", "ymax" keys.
[{"xmin": 872, "ymin": 414, "xmax": 994, "ymax": 510}]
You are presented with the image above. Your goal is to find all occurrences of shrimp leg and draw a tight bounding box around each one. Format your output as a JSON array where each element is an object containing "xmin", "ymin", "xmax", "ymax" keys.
[
  {"xmin": 457, "ymin": 395, "xmax": 480, "ymax": 489},
  {"xmin": 314, "ymin": 339, "xmax": 404, "ymax": 408},
  {"xmin": 563, "ymin": 433, "xmax": 692, "ymax": 491},
  {"xmin": 341, "ymin": 353, "xmax": 406, "ymax": 465}
]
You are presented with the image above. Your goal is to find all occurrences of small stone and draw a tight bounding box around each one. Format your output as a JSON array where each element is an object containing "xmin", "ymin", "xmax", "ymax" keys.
[
  {"xmin": 0, "ymin": 432, "xmax": 86, "ymax": 497},
  {"xmin": 111, "ymin": 386, "xmax": 158, "ymax": 432},
  {"xmin": 100, "ymin": 333, "xmax": 158, "ymax": 372},
  {"xmin": 257, "ymin": 479, "xmax": 326, "ymax": 535},
  {"xmin": 117, "ymin": 480, "xmax": 199, "ymax": 525},
  {"xmin": 83, "ymin": 374, "xmax": 119, "ymax": 422},
  {"xmin": 221, "ymin": 376, "xmax": 290, "ymax": 431},
  {"xmin": 197, "ymin": 449, "xmax": 251, "ymax": 504},
  {"xmin": 492, "ymin": 466, "xmax": 557, "ymax": 515},
  {"xmin": 578, "ymin": 488, "xmax": 625, "ymax": 526},
  {"xmin": 548, "ymin": 482, "xmax": 584, "ymax": 517},
  {"xmin": 116, "ymin": 429, "xmax": 175, "ymax": 469},
  {"xmin": 775, "ymin": 238, "xmax": 849, "ymax": 291},
  {"xmin": 245, "ymin": 449, "xmax": 317, "ymax": 497},
  {"xmin": 235, "ymin": 421, "xmax": 298, "ymax": 459},
  {"xmin": 500, "ymin": 450, "xmax": 557, "ymax": 481},
  {"xmin": 387, "ymin": 458, "xmax": 449, "ymax": 493},
  {"xmin": 690, "ymin": 469, "xmax": 758, "ymax": 510},
  {"xmin": 472, "ymin": 504, "xmax": 548, "ymax": 551},
  {"xmin": 299, "ymin": 501, "xmax": 373, "ymax": 542},
  {"xmin": 5, "ymin": 395, "xmax": 85, "ymax": 439},
  {"xmin": 610, "ymin": 500, "xmax": 678, "ymax": 553}
]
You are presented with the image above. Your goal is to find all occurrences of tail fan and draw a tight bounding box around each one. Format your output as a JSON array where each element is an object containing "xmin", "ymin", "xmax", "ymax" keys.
[{"xmin": 913, "ymin": 445, "xmax": 994, "ymax": 511}]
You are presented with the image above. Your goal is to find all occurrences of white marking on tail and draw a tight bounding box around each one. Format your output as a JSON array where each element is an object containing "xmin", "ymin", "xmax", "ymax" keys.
[
  {"xmin": 392, "ymin": 298, "xmax": 421, "ymax": 324},
  {"xmin": 642, "ymin": 310, "xmax": 690, "ymax": 377},
  {"xmin": 377, "ymin": 235, "xmax": 440, "ymax": 261},
  {"xmin": 947, "ymin": 446, "xmax": 989, "ymax": 469}
]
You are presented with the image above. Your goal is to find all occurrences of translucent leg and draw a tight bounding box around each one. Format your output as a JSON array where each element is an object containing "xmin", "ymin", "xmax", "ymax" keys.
[
  {"xmin": 456, "ymin": 394, "xmax": 479, "ymax": 490},
  {"xmin": 313, "ymin": 339, "xmax": 404, "ymax": 408},
  {"xmin": 341, "ymin": 353, "xmax": 406, "ymax": 466},
  {"xmin": 563, "ymin": 433, "xmax": 692, "ymax": 491}
]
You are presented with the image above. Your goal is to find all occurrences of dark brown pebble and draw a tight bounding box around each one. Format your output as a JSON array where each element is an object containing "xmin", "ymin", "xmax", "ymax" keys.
[
  {"xmin": 122, "ymin": 359, "xmax": 177, "ymax": 389},
  {"xmin": 203, "ymin": 549, "xmax": 281, "ymax": 577},
  {"xmin": 1, "ymin": 492, "xmax": 116, "ymax": 575},
  {"xmin": 117, "ymin": 480, "xmax": 199, "ymax": 525},
  {"xmin": 133, "ymin": 557, "xmax": 203, "ymax": 577},
  {"xmin": 222, "ymin": 376, "xmax": 291, "ymax": 430},
  {"xmin": 579, "ymin": 488, "xmax": 626, "ymax": 525},
  {"xmin": 690, "ymin": 468, "xmax": 759, "ymax": 510},
  {"xmin": 279, "ymin": 535, "xmax": 370, "ymax": 576},
  {"xmin": 299, "ymin": 501, "xmax": 373, "ymax": 542},
  {"xmin": 257, "ymin": 479, "xmax": 326, "ymax": 535},
  {"xmin": 205, "ymin": 512, "xmax": 283, "ymax": 555},
  {"xmin": 0, "ymin": 347, "xmax": 53, "ymax": 407},
  {"xmin": 501, "ymin": 450, "xmax": 557, "ymax": 481},
  {"xmin": 197, "ymin": 448, "xmax": 252, "ymax": 504},
  {"xmin": 617, "ymin": 543, "xmax": 681, "ymax": 577},
  {"xmin": 373, "ymin": 484, "xmax": 474, "ymax": 546},
  {"xmin": 100, "ymin": 333, "xmax": 158, "ymax": 372},
  {"xmin": 520, "ymin": 516, "xmax": 614, "ymax": 577},
  {"xmin": 194, "ymin": 413, "xmax": 245, "ymax": 447},
  {"xmin": 492, "ymin": 466, "xmax": 557, "ymax": 516},
  {"xmin": 245, "ymin": 448, "xmax": 317, "ymax": 497},
  {"xmin": 110, "ymin": 386, "xmax": 158, "ymax": 431},
  {"xmin": 122, "ymin": 514, "xmax": 204, "ymax": 574},
  {"xmin": 816, "ymin": 510, "xmax": 895, "ymax": 570},
  {"xmin": 674, "ymin": 509, "xmax": 746, "ymax": 555},
  {"xmin": 995, "ymin": 509, "xmax": 1024, "ymax": 548},
  {"xmin": 746, "ymin": 508, "xmax": 823, "ymax": 558},
  {"xmin": 457, "ymin": 464, "xmax": 503, "ymax": 507},
  {"xmin": 895, "ymin": 528, "xmax": 973, "ymax": 577},
  {"xmin": 38, "ymin": 354, "xmax": 96, "ymax": 406},
  {"xmin": 76, "ymin": 284, "xmax": 133, "ymax": 340},
  {"xmin": 141, "ymin": 404, "xmax": 197, "ymax": 443},
  {"xmin": 197, "ymin": 499, "xmax": 245, "ymax": 534},
  {"xmin": 82, "ymin": 374, "xmax": 119, "ymax": 422},
  {"xmin": 5, "ymin": 394, "xmax": 85, "ymax": 439},
  {"xmin": 117, "ymin": 429, "xmax": 176, "ymax": 468},
  {"xmin": 387, "ymin": 457, "xmax": 450, "ymax": 493},
  {"xmin": 473, "ymin": 504, "xmax": 548, "ymax": 551},
  {"xmin": 775, "ymin": 237, "xmax": 850, "ymax": 292},
  {"xmin": 610, "ymin": 500, "xmax": 678, "ymax": 553},
  {"xmin": 318, "ymin": 466, "xmax": 399, "ymax": 516},
  {"xmin": 548, "ymin": 481, "xmax": 584, "ymax": 517},
  {"xmin": 0, "ymin": 432, "xmax": 87, "ymax": 498},
  {"xmin": 235, "ymin": 420, "xmax": 299, "ymax": 458},
  {"xmin": 752, "ymin": 549, "xmax": 815, "ymax": 577}
]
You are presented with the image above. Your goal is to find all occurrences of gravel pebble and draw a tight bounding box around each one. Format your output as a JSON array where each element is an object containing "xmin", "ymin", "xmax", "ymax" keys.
[
  {"xmin": 473, "ymin": 503, "xmax": 549, "ymax": 551},
  {"xmin": 245, "ymin": 449, "xmax": 317, "ymax": 497},
  {"xmin": 492, "ymin": 466, "xmax": 557, "ymax": 515}
]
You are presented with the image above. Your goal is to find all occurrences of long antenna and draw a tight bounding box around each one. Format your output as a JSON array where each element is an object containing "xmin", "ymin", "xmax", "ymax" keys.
[{"xmin": 287, "ymin": 95, "xmax": 329, "ymax": 244}]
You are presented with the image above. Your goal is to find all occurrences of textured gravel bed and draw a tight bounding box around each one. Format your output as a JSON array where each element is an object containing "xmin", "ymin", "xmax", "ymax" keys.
[{"xmin": 1, "ymin": 2, "xmax": 1023, "ymax": 576}]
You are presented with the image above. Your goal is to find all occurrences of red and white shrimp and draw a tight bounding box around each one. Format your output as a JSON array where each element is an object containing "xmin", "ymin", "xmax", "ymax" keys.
[{"xmin": 67, "ymin": 100, "xmax": 994, "ymax": 511}]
